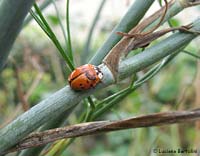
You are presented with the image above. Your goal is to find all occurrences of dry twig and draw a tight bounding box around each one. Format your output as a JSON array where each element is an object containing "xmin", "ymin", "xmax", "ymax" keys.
[
  {"xmin": 103, "ymin": 0, "xmax": 170, "ymax": 79},
  {"xmin": 103, "ymin": 0, "xmax": 200, "ymax": 80},
  {"xmin": 12, "ymin": 60, "xmax": 30, "ymax": 111},
  {"xmin": 3, "ymin": 109, "xmax": 200, "ymax": 155}
]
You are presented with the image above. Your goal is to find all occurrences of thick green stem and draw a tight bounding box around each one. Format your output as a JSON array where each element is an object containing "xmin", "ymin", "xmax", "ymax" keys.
[{"xmin": 0, "ymin": 0, "xmax": 35, "ymax": 71}]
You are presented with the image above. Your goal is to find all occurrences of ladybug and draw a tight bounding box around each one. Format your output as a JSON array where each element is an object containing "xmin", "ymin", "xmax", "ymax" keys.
[{"xmin": 68, "ymin": 64, "xmax": 103, "ymax": 91}]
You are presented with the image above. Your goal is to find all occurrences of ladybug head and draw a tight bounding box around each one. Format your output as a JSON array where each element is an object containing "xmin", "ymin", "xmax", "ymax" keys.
[{"xmin": 94, "ymin": 66, "xmax": 103, "ymax": 80}]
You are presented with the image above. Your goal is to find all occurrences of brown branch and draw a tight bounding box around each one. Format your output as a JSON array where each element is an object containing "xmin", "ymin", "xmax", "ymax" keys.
[
  {"xmin": 24, "ymin": 56, "xmax": 44, "ymax": 101},
  {"xmin": 179, "ymin": 0, "xmax": 200, "ymax": 7},
  {"xmin": 117, "ymin": 0, "xmax": 169, "ymax": 37},
  {"xmin": 3, "ymin": 109, "xmax": 200, "ymax": 155},
  {"xmin": 103, "ymin": 0, "xmax": 200, "ymax": 80},
  {"xmin": 124, "ymin": 24, "xmax": 199, "ymax": 52},
  {"xmin": 103, "ymin": 0, "xmax": 173, "ymax": 79},
  {"xmin": 12, "ymin": 60, "xmax": 30, "ymax": 111},
  {"xmin": 139, "ymin": 0, "xmax": 168, "ymax": 36}
]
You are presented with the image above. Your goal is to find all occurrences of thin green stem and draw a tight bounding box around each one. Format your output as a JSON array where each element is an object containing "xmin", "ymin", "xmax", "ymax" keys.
[
  {"xmin": 87, "ymin": 96, "xmax": 95, "ymax": 110},
  {"xmin": 134, "ymin": 53, "xmax": 177, "ymax": 87},
  {"xmin": 84, "ymin": 109, "xmax": 94, "ymax": 121},
  {"xmin": 84, "ymin": 97, "xmax": 95, "ymax": 121},
  {"xmin": 129, "ymin": 73, "xmax": 137, "ymax": 88},
  {"xmin": 182, "ymin": 50, "xmax": 200, "ymax": 59},
  {"xmin": 92, "ymin": 90, "xmax": 130, "ymax": 120},
  {"xmin": 33, "ymin": 3, "xmax": 75, "ymax": 70},
  {"xmin": 23, "ymin": 0, "xmax": 54, "ymax": 27},
  {"xmin": 96, "ymin": 87, "xmax": 129, "ymax": 108},
  {"xmin": 30, "ymin": 10, "xmax": 52, "ymax": 38},
  {"xmin": 66, "ymin": 0, "xmax": 74, "ymax": 63},
  {"xmin": 95, "ymin": 56, "xmax": 171, "ymax": 112},
  {"xmin": 52, "ymin": 0, "xmax": 68, "ymax": 53}
]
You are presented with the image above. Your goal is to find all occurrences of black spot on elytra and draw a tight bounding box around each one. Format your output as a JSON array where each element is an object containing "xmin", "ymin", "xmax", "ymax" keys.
[
  {"xmin": 86, "ymin": 80, "xmax": 89, "ymax": 84},
  {"xmin": 79, "ymin": 83, "xmax": 83, "ymax": 86}
]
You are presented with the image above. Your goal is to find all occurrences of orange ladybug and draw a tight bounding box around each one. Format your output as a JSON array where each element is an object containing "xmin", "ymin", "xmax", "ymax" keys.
[{"xmin": 68, "ymin": 64, "xmax": 103, "ymax": 91}]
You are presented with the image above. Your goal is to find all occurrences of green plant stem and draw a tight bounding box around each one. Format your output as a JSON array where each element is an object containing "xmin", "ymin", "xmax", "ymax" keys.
[
  {"xmin": 52, "ymin": 0, "xmax": 68, "ymax": 54},
  {"xmin": 81, "ymin": 0, "xmax": 107, "ymax": 64},
  {"xmin": 96, "ymin": 87, "xmax": 129, "ymax": 109},
  {"xmin": 0, "ymin": 0, "xmax": 35, "ymax": 71},
  {"xmin": 30, "ymin": 10, "xmax": 52, "ymax": 37},
  {"xmin": 53, "ymin": 138, "xmax": 75, "ymax": 156},
  {"xmin": 32, "ymin": 3, "xmax": 75, "ymax": 71},
  {"xmin": 23, "ymin": 0, "xmax": 54, "ymax": 27},
  {"xmin": 83, "ymin": 97, "xmax": 95, "ymax": 121},
  {"xmin": 134, "ymin": 53, "xmax": 177, "ymax": 86},
  {"xmin": 182, "ymin": 50, "xmax": 200, "ymax": 59},
  {"xmin": 87, "ymin": 96, "xmax": 95, "ymax": 110},
  {"xmin": 89, "ymin": 0, "xmax": 155, "ymax": 65},
  {"xmin": 0, "ymin": 14, "xmax": 200, "ymax": 156},
  {"xmin": 92, "ymin": 90, "xmax": 130, "ymax": 120},
  {"xmin": 66, "ymin": 0, "xmax": 74, "ymax": 63}
]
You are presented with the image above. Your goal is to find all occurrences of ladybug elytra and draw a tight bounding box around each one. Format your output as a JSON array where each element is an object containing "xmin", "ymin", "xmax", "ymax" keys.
[{"xmin": 68, "ymin": 64, "xmax": 103, "ymax": 91}]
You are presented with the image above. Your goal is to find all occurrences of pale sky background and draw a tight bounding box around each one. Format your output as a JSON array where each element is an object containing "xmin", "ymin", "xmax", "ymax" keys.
[
  {"xmin": 27, "ymin": 0, "xmax": 200, "ymax": 46},
  {"xmin": 51, "ymin": 0, "xmax": 199, "ymax": 40}
]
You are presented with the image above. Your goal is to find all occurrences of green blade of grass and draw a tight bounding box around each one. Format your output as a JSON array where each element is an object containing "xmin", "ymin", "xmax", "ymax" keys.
[
  {"xmin": 23, "ymin": 0, "xmax": 55, "ymax": 27},
  {"xmin": 52, "ymin": 0, "xmax": 69, "ymax": 57},
  {"xmin": 66, "ymin": 0, "xmax": 74, "ymax": 63},
  {"xmin": 182, "ymin": 50, "xmax": 200, "ymax": 59},
  {"xmin": 33, "ymin": 3, "xmax": 75, "ymax": 71}
]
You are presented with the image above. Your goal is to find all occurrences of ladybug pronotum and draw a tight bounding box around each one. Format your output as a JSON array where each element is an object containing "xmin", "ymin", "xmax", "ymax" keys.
[{"xmin": 68, "ymin": 64, "xmax": 103, "ymax": 91}]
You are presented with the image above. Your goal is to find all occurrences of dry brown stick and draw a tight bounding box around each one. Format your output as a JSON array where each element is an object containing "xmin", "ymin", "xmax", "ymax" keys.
[
  {"xmin": 11, "ymin": 60, "xmax": 30, "ymax": 111},
  {"xmin": 116, "ymin": 0, "xmax": 169, "ymax": 37},
  {"xmin": 181, "ymin": 0, "xmax": 200, "ymax": 7},
  {"xmin": 125, "ymin": 24, "xmax": 199, "ymax": 52},
  {"xmin": 3, "ymin": 109, "xmax": 200, "ymax": 155},
  {"xmin": 103, "ymin": 0, "xmax": 200, "ymax": 80},
  {"xmin": 15, "ymin": 67, "xmax": 29, "ymax": 111},
  {"xmin": 24, "ymin": 56, "xmax": 44, "ymax": 101},
  {"xmin": 103, "ymin": 0, "xmax": 172, "ymax": 79},
  {"xmin": 133, "ymin": 0, "xmax": 169, "ymax": 36}
]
